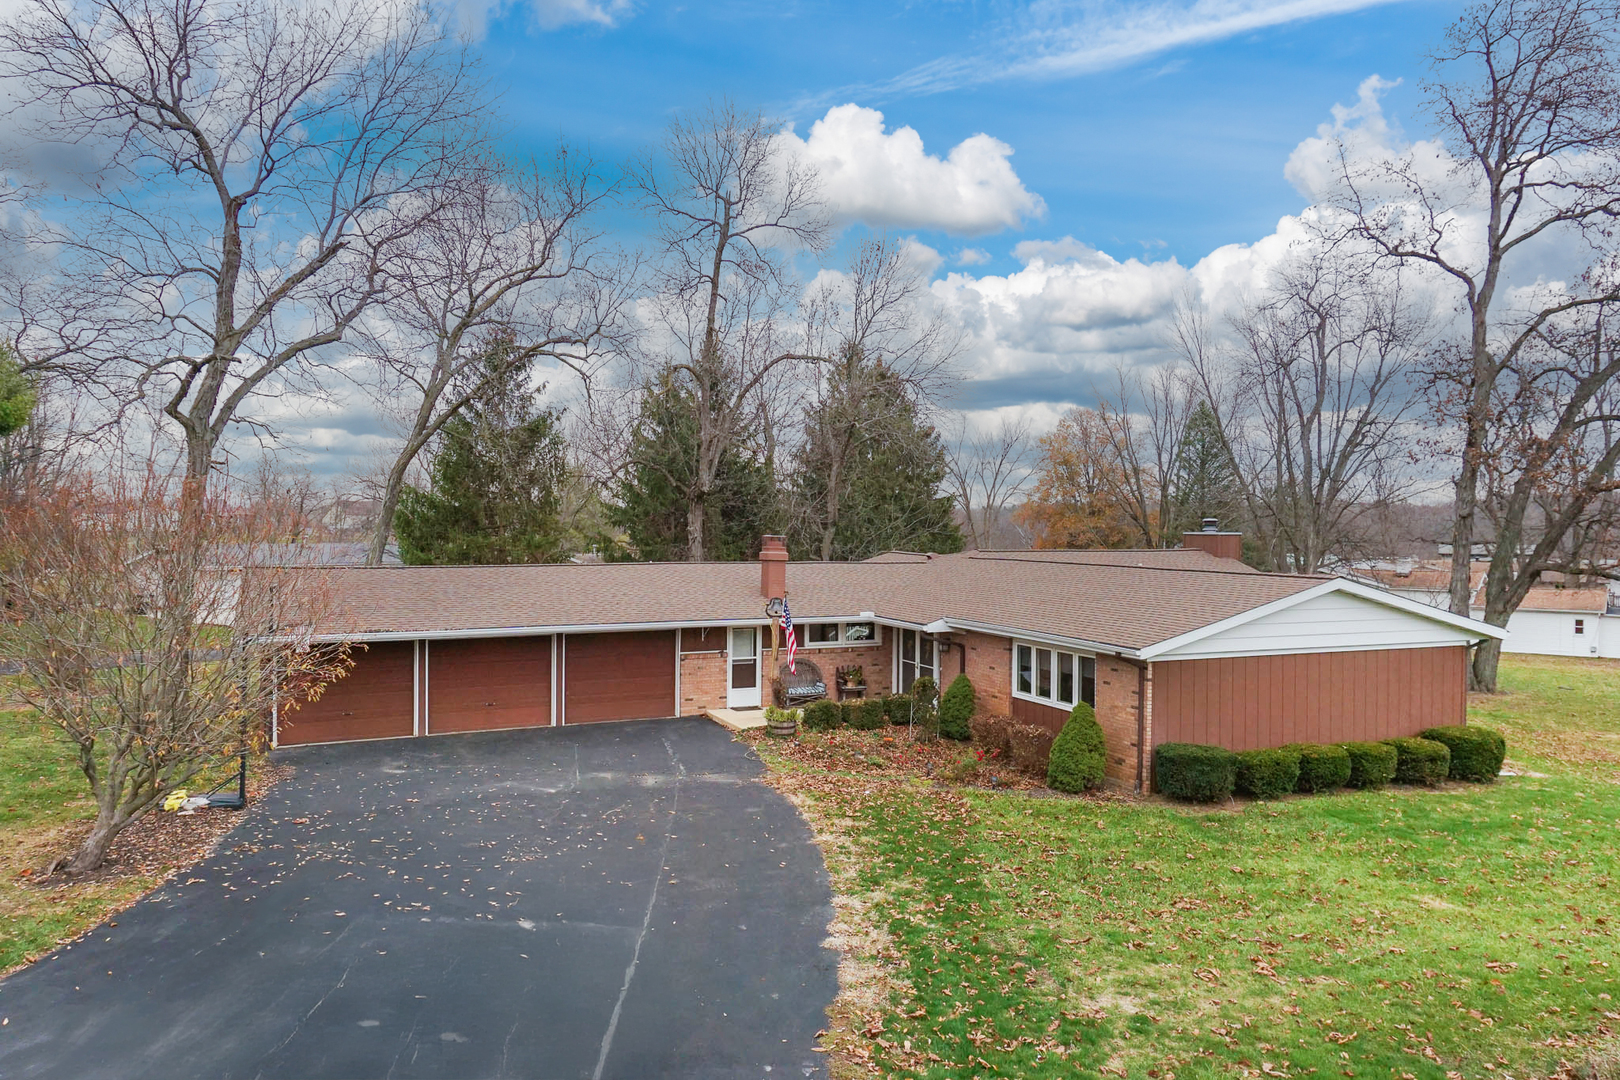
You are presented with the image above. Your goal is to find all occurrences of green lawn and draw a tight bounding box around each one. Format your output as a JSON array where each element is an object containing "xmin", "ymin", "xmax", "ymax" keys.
[
  {"xmin": 0, "ymin": 718, "xmax": 156, "ymax": 973},
  {"xmin": 764, "ymin": 656, "xmax": 1620, "ymax": 1079}
]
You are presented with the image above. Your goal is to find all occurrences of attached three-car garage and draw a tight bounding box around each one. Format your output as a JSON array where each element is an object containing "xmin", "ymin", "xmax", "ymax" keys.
[{"xmin": 275, "ymin": 631, "xmax": 680, "ymax": 746}]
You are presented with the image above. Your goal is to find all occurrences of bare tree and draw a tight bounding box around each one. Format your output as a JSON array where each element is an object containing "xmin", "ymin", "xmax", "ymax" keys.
[
  {"xmin": 1179, "ymin": 259, "xmax": 1424, "ymax": 572},
  {"xmin": 1469, "ymin": 303, "xmax": 1620, "ymax": 686},
  {"xmin": 623, "ymin": 101, "xmax": 830, "ymax": 561},
  {"xmin": 1089, "ymin": 364, "xmax": 1196, "ymax": 547},
  {"xmin": 1323, "ymin": 0, "xmax": 1620, "ymax": 616},
  {"xmin": 945, "ymin": 414, "xmax": 1035, "ymax": 550},
  {"xmin": 0, "ymin": 467, "xmax": 349, "ymax": 873},
  {"xmin": 793, "ymin": 237, "xmax": 957, "ymax": 560},
  {"xmin": 357, "ymin": 153, "xmax": 627, "ymax": 565},
  {"xmin": 0, "ymin": 0, "xmax": 488, "ymax": 481}
]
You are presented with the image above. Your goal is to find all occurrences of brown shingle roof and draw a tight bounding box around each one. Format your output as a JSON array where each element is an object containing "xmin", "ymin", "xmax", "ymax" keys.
[
  {"xmin": 305, "ymin": 553, "xmax": 1329, "ymax": 653},
  {"xmin": 1512, "ymin": 586, "xmax": 1610, "ymax": 613}
]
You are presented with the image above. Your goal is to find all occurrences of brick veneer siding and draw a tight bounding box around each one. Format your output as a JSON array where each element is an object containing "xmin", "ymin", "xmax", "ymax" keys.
[
  {"xmin": 676, "ymin": 626, "xmax": 894, "ymax": 712},
  {"xmin": 679, "ymin": 648, "xmax": 729, "ymax": 713},
  {"xmin": 958, "ymin": 631, "xmax": 1147, "ymax": 791}
]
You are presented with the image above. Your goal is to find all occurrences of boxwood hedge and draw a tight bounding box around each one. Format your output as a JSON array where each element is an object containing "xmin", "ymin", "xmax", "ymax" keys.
[
  {"xmin": 1419, "ymin": 725, "xmax": 1507, "ymax": 782},
  {"xmin": 1234, "ymin": 746, "xmax": 1300, "ymax": 800},
  {"xmin": 802, "ymin": 699, "xmax": 843, "ymax": 732},
  {"xmin": 1340, "ymin": 740, "xmax": 1399, "ymax": 789},
  {"xmin": 1384, "ymin": 736, "xmax": 1451, "ymax": 786},
  {"xmin": 1155, "ymin": 743, "xmax": 1236, "ymax": 803},
  {"xmin": 1292, "ymin": 743, "xmax": 1352, "ymax": 792}
]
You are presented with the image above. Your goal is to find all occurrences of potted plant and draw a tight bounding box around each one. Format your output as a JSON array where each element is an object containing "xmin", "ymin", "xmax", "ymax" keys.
[{"xmin": 765, "ymin": 704, "xmax": 801, "ymax": 738}]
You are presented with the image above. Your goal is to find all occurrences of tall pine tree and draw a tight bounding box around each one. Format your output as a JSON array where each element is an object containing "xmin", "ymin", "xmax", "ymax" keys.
[
  {"xmin": 611, "ymin": 372, "xmax": 779, "ymax": 561},
  {"xmin": 394, "ymin": 347, "xmax": 570, "ymax": 565},
  {"xmin": 1167, "ymin": 400, "xmax": 1245, "ymax": 538},
  {"xmin": 789, "ymin": 351, "xmax": 962, "ymax": 560}
]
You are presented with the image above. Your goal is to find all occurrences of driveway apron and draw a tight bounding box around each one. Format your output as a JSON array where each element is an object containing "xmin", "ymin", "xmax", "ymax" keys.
[{"xmin": 0, "ymin": 719, "xmax": 838, "ymax": 1080}]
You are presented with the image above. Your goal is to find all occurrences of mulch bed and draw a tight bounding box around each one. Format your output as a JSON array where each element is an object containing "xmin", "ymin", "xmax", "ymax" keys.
[
  {"xmin": 750, "ymin": 725, "xmax": 1052, "ymax": 791},
  {"xmin": 25, "ymin": 760, "xmax": 293, "ymax": 890}
]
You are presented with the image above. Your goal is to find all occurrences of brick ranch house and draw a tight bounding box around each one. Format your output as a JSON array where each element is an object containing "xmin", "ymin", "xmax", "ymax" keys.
[{"xmin": 277, "ymin": 531, "xmax": 1503, "ymax": 792}]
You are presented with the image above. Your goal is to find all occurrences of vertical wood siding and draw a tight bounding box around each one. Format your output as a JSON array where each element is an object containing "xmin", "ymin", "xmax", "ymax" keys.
[
  {"xmin": 1151, "ymin": 646, "xmax": 1467, "ymax": 750},
  {"xmin": 1010, "ymin": 697, "xmax": 1071, "ymax": 733}
]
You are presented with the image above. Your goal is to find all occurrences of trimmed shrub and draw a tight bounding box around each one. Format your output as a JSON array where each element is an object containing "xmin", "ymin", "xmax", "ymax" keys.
[
  {"xmin": 1234, "ymin": 747, "xmax": 1300, "ymax": 800},
  {"xmin": 938, "ymin": 674, "xmax": 975, "ymax": 741},
  {"xmin": 802, "ymin": 699, "xmax": 843, "ymax": 732},
  {"xmin": 1292, "ymin": 743, "xmax": 1351, "ymax": 792},
  {"xmin": 839, "ymin": 700, "xmax": 859, "ymax": 728},
  {"xmin": 1046, "ymin": 702, "xmax": 1106, "ymax": 793},
  {"xmin": 1383, "ymin": 737, "xmax": 1451, "ymax": 786},
  {"xmin": 1340, "ymin": 741, "xmax": 1399, "ymax": 789},
  {"xmin": 851, "ymin": 697, "xmax": 887, "ymax": 731},
  {"xmin": 1007, "ymin": 722, "xmax": 1057, "ymax": 777},
  {"xmin": 884, "ymin": 693, "xmax": 913, "ymax": 726},
  {"xmin": 1419, "ymin": 725, "xmax": 1507, "ymax": 782},
  {"xmin": 970, "ymin": 713, "xmax": 1012, "ymax": 758},
  {"xmin": 911, "ymin": 677, "xmax": 939, "ymax": 735},
  {"xmin": 1154, "ymin": 743, "xmax": 1236, "ymax": 802}
]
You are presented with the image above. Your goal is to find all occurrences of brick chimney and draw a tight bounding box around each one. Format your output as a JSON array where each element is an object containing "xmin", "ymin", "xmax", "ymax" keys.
[
  {"xmin": 759, "ymin": 535, "xmax": 788, "ymax": 599},
  {"xmin": 1182, "ymin": 518, "xmax": 1243, "ymax": 562}
]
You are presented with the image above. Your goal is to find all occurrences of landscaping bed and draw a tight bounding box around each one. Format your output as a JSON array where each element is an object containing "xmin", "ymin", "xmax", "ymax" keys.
[{"xmin": 759, "ymin": 658, "xmax": 1620, "ymax": 1080}]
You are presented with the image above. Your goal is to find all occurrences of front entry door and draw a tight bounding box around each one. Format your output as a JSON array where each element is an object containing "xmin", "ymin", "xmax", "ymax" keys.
[{"xmin": 728, "ymin": 627, "xmax": 761, "ymax": 708}]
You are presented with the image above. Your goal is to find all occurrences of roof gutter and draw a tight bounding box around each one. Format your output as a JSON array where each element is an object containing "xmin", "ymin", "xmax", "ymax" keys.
[
  {"xmin": 307, "ymin": 617, "xmax": 777, "ymax": 644},
  {"xmin": 930, "ymin": 618, "xmax": 1142, "ymax": 659}
]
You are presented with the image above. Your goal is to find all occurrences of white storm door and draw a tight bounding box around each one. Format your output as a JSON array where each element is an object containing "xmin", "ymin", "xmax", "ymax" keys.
[{"xmin": 728, "ymin": 627, "xmax": 761, "ymax": 708}]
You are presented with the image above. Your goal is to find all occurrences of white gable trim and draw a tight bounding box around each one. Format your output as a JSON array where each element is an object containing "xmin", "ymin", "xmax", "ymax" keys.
[{"xmin": 1137, "ymin": 578, "xmax": 1504, "ymax": 661}]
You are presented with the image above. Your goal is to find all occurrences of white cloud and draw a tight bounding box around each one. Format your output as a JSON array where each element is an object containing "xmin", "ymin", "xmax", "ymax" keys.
[
  {"xmin": 955, "ymin": 247, "xmax": 992, "ymax": 266},
  {"xmin": 777, "ymin": 105, "xmax": 1045, "ymax": 236},
  {"xmin": 823, "ymin": 0, "xmax": 1410, "ymax": 101},
  {"xmin": 443, "ymin": 0, "xmax": 631, "ymax": 39}
]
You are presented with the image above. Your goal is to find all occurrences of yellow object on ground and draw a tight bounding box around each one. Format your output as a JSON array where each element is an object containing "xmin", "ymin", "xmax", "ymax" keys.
[{"xmin": 161, "ymin": 790, "xmax": 190, "ymax": 812}]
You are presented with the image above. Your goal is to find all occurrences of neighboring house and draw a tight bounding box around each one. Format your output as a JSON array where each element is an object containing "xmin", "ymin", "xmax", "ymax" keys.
[
  {"xmin": 1351, "ymin": 559, "xmax": 1620, "ymax": 659},
  {"xmin": 201, "ymin": 542, "xmax": 403, "ymax": 625},
  {"xmin": 278, "ymin": 528, "xmax": 1501, "ymax": 793}
]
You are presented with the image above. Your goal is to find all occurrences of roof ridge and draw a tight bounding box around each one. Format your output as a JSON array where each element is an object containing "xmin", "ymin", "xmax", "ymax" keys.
[{"xmin": 964, "ymin": 552, "xmax": 1330, "ymax": 580}]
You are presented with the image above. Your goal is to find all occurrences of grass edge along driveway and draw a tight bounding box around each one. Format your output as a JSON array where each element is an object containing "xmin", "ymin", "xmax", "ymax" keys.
[{"xmin": 762, "ymin": 656, "xmax": 1620, "ymax": 1080}]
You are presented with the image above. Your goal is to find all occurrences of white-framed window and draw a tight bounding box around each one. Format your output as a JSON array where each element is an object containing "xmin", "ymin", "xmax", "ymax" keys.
[
  {"xmin": 1575, "ymin": 618, "xmax": 1586, "ymax": 635},
  {"xmin": 1013, "ymin": 641, "xmax": 1095, "ymax": 709},
  {"xmin": 896, "ymin": 628, "xmax": 939, "ymax": 693},
  {"xmin": 794, "ymin": 621, "xmax": 879, "ymax": 649}
]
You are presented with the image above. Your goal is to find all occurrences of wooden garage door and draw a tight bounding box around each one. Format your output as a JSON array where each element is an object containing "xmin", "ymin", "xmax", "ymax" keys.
[
  {"xmin": 428, "ymin": 636, "xmax": 552, "ymax": 734},
  {"xmin": 278, "ymin": 641, "xmax": 415, "ymax": 745},
  {"xmin": 563, "ymin": 631, "xmax": 676, "ymax": 724}
]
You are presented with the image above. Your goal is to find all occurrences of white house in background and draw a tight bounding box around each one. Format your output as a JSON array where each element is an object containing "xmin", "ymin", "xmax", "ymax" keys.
[{"xmin": 1350, "ymin": 560, "xmax": 1620, "ymax": 660}]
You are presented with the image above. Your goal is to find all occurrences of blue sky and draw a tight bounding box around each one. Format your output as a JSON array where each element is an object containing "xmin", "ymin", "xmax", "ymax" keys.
[{"xmin": 479, "ymin": 0, "xmax": 1458, "ymax": 273}]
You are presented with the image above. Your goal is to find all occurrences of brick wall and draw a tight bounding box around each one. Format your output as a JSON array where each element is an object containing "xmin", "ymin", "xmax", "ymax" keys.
[
  {"xmin": 679, "ymin": 636, "xmax": 728, "ymax": 714},
  {"xmin": 676, "ymin": 627, "xmax": 895, "ymax": 711},
  {"xmin": 958, "ymin": 631, "xmax": 1012, "ymax": 715},
  {"xmin": 1095, "ymin": 656, "xmax": 1145, "ymax": 790},
  {"xmin": 958, "ymin": 630, "xmax": 1146, "ymax": 791}
]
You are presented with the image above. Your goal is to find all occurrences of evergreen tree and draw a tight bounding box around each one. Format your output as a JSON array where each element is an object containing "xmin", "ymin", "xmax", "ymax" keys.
[
  {"xmin": 611, "ymin": 373, "xmax": 778, "ymax": 561},
  {"xmin": 790, "ymin": 351, "xmax": 963, "ymax": 560},
  {"xmin": 394, "ymin": 349, "xmax": 570, "ymax": 565},
  {"xmin": 0, "ymin": 346, "xmax": 35, "ymax": 438},
  {"xmin": 1168, "ymin": 401, "xmax": 1244, "ymax": 537}
]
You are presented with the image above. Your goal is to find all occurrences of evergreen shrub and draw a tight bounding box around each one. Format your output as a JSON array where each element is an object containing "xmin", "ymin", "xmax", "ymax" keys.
[
  {"xmin": 1383, "ymin": 737, "xmax": 1451, "ymax": 786},
  {"xmin": 938, "ymin": 675, "xmax": 975, "ymax": 741},
  {"xmin": 1418, "ymin": 725, "xmax": 1507, "ymax": 782},
  {"xmin": 1340, "ymin": 741, "xmax": 1399, "ymax": 789},
  {"xmin": 1292, "ymin": 743, "xmax": 1351, "ymax": 792},
  {"xmin": 1046, "ymin": 702, "xmax": 1106, "ymax": 793},
  {"xmin": 1154, "ymin": 743, "xmax": 1236, "ymax": 802},
  {"xmin": 1234, "ymin": 746, "xmax": 1300, "ymax": 800}
]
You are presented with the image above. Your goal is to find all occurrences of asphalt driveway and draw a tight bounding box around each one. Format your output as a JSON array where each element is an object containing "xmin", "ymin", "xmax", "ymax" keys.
[{"xmin": 0, "ymin": 719, "xmax": 838, "ymax": 1079}]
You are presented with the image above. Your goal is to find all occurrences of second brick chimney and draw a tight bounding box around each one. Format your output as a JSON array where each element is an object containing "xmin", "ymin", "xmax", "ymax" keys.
[
  {"xmin": 1182, "ymin": 518, "xmax": 1243, "ymax": 562},
  {"xmin": 759, "ymin": 535, "xmax": 788, "ymax": 599}
]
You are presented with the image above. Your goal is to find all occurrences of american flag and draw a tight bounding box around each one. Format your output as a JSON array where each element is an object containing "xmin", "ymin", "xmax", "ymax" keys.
[{"xmin": 783, "ymin": 602, "xmax": 797, "ymax": 674}]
